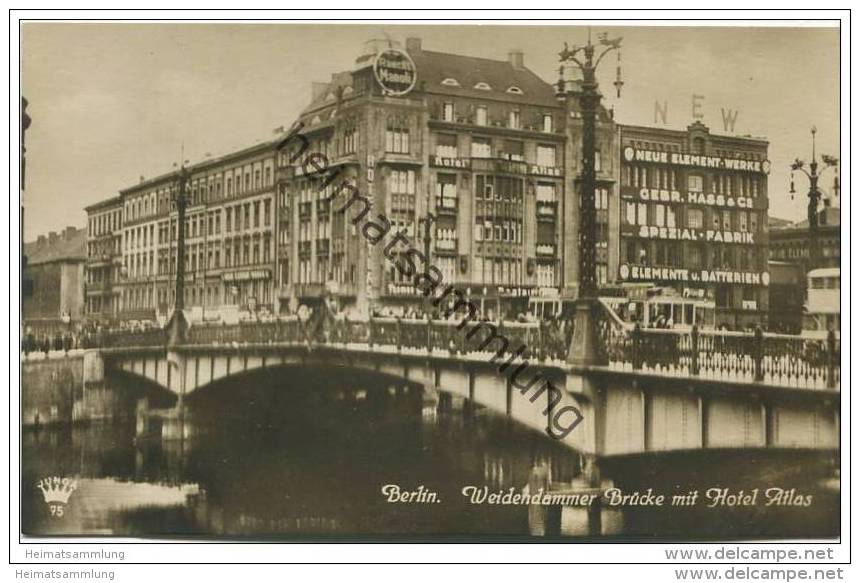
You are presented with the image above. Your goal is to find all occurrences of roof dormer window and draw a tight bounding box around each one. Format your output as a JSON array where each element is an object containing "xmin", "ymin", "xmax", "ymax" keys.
[
  {"xmin": 441, "ymin": 78, "xmax": 460, "ymax": 87},
  {"xmin": 506, "ymin": 86, "xmax": 523, "ymax": 95},
  {"xmin": 474, "ymin": 82, "xmax": 492, "ymax": 91}
]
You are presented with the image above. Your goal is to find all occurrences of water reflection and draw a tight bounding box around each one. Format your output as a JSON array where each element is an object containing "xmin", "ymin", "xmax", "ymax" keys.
[{"xmin": 22, "ymin": 370, "xmax": 838, "ymax": 539}]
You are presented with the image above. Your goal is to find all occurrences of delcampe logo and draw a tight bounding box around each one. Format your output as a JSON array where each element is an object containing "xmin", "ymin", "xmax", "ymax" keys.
[{"xmin": 36, "ymin": 476, "xmax": 78, "ymax": 517}]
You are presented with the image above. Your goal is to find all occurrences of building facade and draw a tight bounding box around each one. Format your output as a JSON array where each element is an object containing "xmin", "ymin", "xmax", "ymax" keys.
[
  {"xmin": 84, "ymin": 196, "xmax": 123, "ymax": 320},
  {"xmin": 769, "ymin": 206, "xmax": 840, "ymax": 272},
  {"xmin": 23, "ymin": 227, "xmax": 87, "ymax": 335},
  {"xmin": 616, "ymin": 122, "xmax": 771, "ymax": 329},
  {"xmin": 105, "ymin": 142, "xmax": 280, "ymax": 322},
  {"xmin": 85, "ymin": 37, "xmax": 772, "ymax": 328}
]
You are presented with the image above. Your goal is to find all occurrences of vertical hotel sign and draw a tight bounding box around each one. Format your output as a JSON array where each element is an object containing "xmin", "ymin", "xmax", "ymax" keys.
[{"xmin": 373, "ymin": 48, "xmax": 417, "ymax": 96}]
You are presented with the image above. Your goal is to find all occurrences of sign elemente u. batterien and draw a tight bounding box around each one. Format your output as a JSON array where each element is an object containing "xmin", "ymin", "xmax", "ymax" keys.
[{"xmin": 373, "ymin": 48, "xmax": 417, "ymax": 96}]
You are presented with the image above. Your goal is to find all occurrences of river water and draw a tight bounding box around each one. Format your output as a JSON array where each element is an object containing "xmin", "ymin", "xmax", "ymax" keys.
[{"xmin": 22, "ymin": 369, "xmax": 839, "ymax": 540}]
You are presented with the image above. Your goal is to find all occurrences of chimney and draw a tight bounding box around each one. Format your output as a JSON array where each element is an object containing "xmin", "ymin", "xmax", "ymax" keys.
[
  {"xmin": 48, "ymin": 231, "xmax": 59, "ymax": 244},
  {"xmin": 508, "ymin": 49, "xmax": 524, "ymax": 70},
  {"xmin": 406, "ymin": 37, "xmax": 422, "ymax": 55},
  {"xmin": 311, "ymin": 82, "xmax": 328, "ymax": 102}
]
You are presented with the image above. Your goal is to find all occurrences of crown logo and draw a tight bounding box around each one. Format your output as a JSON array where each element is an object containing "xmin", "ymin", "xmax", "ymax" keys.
[{"xmin": 36, "ymin": 476, "xmax": 78, "ymax": 505}]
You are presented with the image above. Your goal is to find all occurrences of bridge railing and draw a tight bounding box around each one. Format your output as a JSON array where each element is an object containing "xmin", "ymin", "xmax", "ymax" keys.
[
  {"xmin": 600, "ymin": 321, "xmax": 840, "ymax": 390},
  {"xmin": 187, "ymin": 319, "xmax": 307, "ymax": 345},
  {"xmin": 101, "ymin": 328, "xmax": 166, "ymax": 348},
  {"xmin": 98, "ymin": 310, "xmax": 839, "ymax": 390}
]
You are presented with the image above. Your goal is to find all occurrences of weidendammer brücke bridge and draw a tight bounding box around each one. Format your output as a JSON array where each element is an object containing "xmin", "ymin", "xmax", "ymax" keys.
[{"xmin": 83, "ymin": 302, "xmax": 840, "ymax": 459}]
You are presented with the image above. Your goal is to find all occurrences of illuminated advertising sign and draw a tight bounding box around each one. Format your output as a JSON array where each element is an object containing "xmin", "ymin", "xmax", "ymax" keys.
[
  {"xmin": 373, "ymin": 48, "xmax": 417, "ymax": 96},
  {"xmin": 619, "ymin": 263, "xmax": 769, "ymax": 286},
  {"xmin": 622, "ymin": 146, "xmax": 771, "ymax": 174}
]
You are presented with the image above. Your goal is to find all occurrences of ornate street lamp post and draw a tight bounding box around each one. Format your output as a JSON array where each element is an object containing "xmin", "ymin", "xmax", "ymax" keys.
[
  {"xmin": 559, "ymin": 30, "xmax": 623, "ymax": 365},
  {"xmin": 789, "ymin": 126, "xmax": 839, "ymax": 272},
  {"xmin": 167, "ymin": 164, "xmax": 190, "ymax": 347}
]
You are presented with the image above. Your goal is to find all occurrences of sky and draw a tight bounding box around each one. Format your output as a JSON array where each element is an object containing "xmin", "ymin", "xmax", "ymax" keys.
[{"xmin": 21, "ymin": 22, "xmax": 840, "ymax": 239}]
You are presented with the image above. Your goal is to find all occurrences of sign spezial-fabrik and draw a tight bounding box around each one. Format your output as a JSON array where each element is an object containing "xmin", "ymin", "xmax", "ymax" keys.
[{"xmin": 373, "ymin": 48, "xmax": 417, "ymax": 96}]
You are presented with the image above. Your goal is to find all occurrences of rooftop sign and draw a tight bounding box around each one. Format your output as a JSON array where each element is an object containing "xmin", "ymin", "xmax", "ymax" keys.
[{"xmin": 373, "ymin": 48, "xmax": 417, "ymax": 96}]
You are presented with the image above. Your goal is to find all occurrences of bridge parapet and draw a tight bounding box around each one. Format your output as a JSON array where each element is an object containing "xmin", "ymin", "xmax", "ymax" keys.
[
  {"xmin": 97, "ymin": 311, "xmax": 839, "ymax": 392},
  {"xmin": 595, "ymin": 305, "xmax": 840, "ymax": 390}
]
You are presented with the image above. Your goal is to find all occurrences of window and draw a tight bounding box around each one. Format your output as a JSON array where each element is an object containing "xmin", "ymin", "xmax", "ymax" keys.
[
  {"xmin": 435, "ymin": 134, "xmax": 458, "ymax": 159},
  {"xmin": 688, "ymin": 174, "xmax": 704, "ymax": 192},
  {"xmin": 471, "ymin": 137, "xmax": 492, "ymax": 158},
  {"xmin": 682, "ymin": 244, "xmax": 699, "ymax": 269},
  {"xmin": 509, "ymin": 110, "xmax": 520, "ymax": 129},
  {"xmin": 342, "ymin": 126, "xmax": 358, "ymax": 154},
  {"xmin": 506, "ymin": 86, "xmax": 523, "ymax": 95},
  {"xmin": 441, "ymin": 78, "xmax": 460, "ymax": 87},
  {"xmin": 722, "ymin": 210, "xmax": 732, "ymax": 231},
  {"xmin": 625, "ymin": 201, "xmax": 636, "ymax": 225},
  {"xmin": 595, "ymin": 187, "xmax": 609, "ymax": 210},
  {"xmin": 595, "ymin": 150, "xmax": 602, "ymax": 172},
  {"xmin": 436, "ymin": 174, "xmax": 457, "ymax": 210},
  {"xmin": 739, "ymin": 211, "xmax": 748, "ymax": 232},
  {"xmin": 666, "ymin": 205, "xmax": 676, "ymax": 228},
  {"xmin": 475, "ymin": 106, "xmax": 487, "ymax": 126},
  {"xmin": 254, "ymin": 201, "xmax": 261, "ymax": 228},
  {"xmin": 536, "ymin": 145, "xmax": 556, "ymax": 168},
  {"xmin": 536, "ymin": 182, "xmax": 556, "ymax": 203},
  {"xmin": 750, "ymin": 212, "xmax": 759, "ymax": 232},
  {"xmin": 655, "ymin": 204, "xmax": 666, "ymax": 227},
  {"xmin": 501, "ymin": 140, "xmax": 524, "ymax": 161},
  {"xmin": 542, "ymin": 114, "xmax": 553, "ymax": 133},
  {"xmin": 474, "ymin": 82, "xmax": 491, "ymax": 91},
  {"xmin": 388, "ymin": 169, "xmax": 416, "ymax": 195},
  {"xmin": 264, "ymin": 200, "xmax": 271, "ymax": 226},
  {"xmin": 687, "ymin": 208, "xmax": 704, "ymax": 229},
  {"xmin": 715, "ymin": 285, "xmax": 731, "ymax": 309},
  {"xmin": 385, "ymin": 118, "xmax": 410, "ymax": 154},
  {"xmin": 637, "ymin": 203, "xmax": 648, "ymax": 226},
  {"xmin": 442, "ymin": 102, "xmax": 454, "ymax": 122}
]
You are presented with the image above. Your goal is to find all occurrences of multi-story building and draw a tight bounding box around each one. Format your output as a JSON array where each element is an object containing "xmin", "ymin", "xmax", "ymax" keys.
[
  {"xmin": 108, "ymin": 141, "xmax": 280, "ymax": 321},
  {"xmin": 84, "ymin": 36, "xmax": 772, "ymax": 328},
  {"xmin": 769, "ymin": 206, "xmax": 840, "ymax": 272},
  {"xmin": 84, "ymin": 196, "xmax": 123, "ymax": 320},
  {"xmin": 615, "ymin": 122, "xmax": 771, "ymax": 329},
  {"xmin": 276, "ymin": 37, "xmax": 619, "ymax": 318},
  {"xmin": 23, "ymin": 227, "xmax": 87, "ymax": 335}
]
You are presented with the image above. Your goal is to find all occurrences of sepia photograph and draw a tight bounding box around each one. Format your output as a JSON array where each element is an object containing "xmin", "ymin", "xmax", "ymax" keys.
[{"xmin": 16, "ymin": 17, "xmax": 843, "ymax": 548}]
